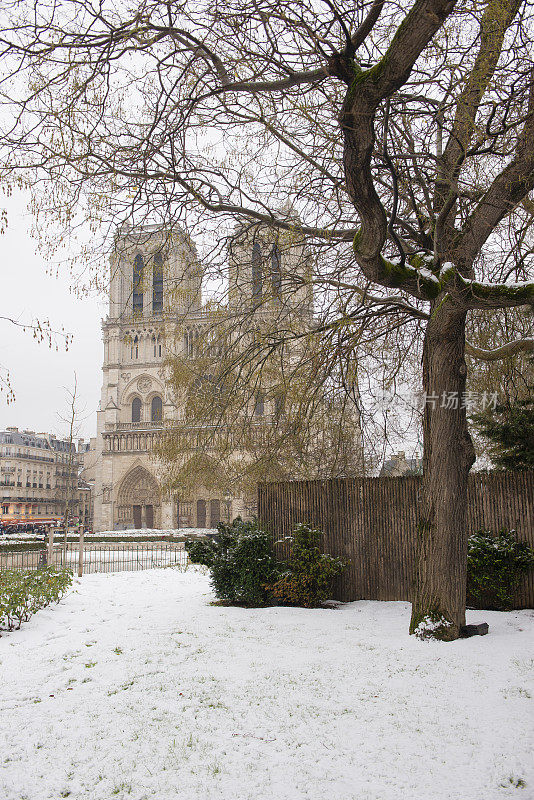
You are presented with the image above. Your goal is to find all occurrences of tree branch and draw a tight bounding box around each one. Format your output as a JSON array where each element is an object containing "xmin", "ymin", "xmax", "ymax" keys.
[
  {"xmin": 351, "ymin": 0, "xmax": 385, "ymax": 49},
  {"xmin": 457, "ymin": 70, "xmax": 534, "ymax": 268},
  {"xmin": 457, "ymin": 277, "xmax": 534, "ymax": 309},
  {"xmin": 439, "ymin": 0, "xmax": 522, "ymax": 209},
  {"xmin": 340, "ymin": 0, "xmax": 457, "ymax": 290},
  {"xmin": 466, "ymin": 337, "xmax": 534, "ymax": 361},
  {"xmin": 209, "ymin": 67, "xmax": 329, "ymax": 95}
]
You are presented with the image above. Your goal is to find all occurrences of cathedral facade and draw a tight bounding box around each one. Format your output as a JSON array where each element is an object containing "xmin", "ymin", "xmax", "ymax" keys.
[{"xmin": 93, "ymin": 223, "xmax": 313, "ymax": 531}]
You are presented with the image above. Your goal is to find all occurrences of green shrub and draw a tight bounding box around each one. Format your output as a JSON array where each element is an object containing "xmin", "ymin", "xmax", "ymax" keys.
[
  {"xmin": 0, "ymin": 566, "xmax": 73, "ymax": 632},
  {"xmin": 185, "ymin": 537, "xmax": 220, "ymax": 568},
  {"xmin": 467, "ymin": 529, "xmax": 534, "ymax": 610},
  {"xmin": 268, "ymin": 524, "xmax": 346, "ymax": 608},
  {"xmin": 186, "ymin": 518, "xmax": 280, "ymax": 606}
]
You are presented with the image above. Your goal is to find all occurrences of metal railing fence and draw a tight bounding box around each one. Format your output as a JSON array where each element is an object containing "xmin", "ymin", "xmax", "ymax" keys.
[{"xmin": 0, "ymin": 542, "xmax": 189, "ymax": 575}]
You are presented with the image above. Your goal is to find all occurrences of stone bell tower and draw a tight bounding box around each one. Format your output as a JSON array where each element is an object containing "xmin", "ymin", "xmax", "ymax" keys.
[{"xmin": 93, "ymin": 224, "xmax": 202, "ymax": 531}]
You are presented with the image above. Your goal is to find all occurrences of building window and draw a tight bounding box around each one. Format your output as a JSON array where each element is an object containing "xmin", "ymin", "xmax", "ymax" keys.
[
  {"xmin": 252, "ymin": 241, "xmax": 262, "ymax": 303},
  {"xmin": 254, "ymin": 391, "xmax": 264, "ymax": 417},
  {"xmin": 271, "ymin": 244, "xmax": 282, "ymax": 294},
  {"xmin": 274, "ymin": 393, "xmax": 285, "ymax": 418},
  {"xmin": 133, "ymin": 254, "xmax": 144, "ymax": 315},
  {"xmin": 184, "ymin": 330, "xmax": 195, "ymax": 358},
  {"xmin": 151, "ymin": 335, "xmax": 162, "ymax": 359},
  {"xmin": 153, "ymin": 252, "xmax": 163, "ymax": 313},
  {"xmin": 132, "ymin": 397, "xmax": 142, "ymax": 423},
  {"xmin": 151, "ymin": 395, "xmax": 163, "ymax": 422},
  {"xmin": 133, "ymin": 335, "xmax": 139, "ymax": 360}
]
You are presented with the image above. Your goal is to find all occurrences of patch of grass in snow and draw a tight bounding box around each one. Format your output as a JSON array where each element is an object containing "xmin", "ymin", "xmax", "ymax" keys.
[
  {"xmin": 112, "ymin": 783, "xmax": 132, "ymax": 795},
  {"xmin": 84, "ymin": 661, "xmax": 97, "ymax": 668},
  {"xmin": 108, "ymin": 680, "xmax": 135, "ymax": 696},
  {"xmin": 503, "ymin": 686, "xmax": 531, "ymax": 699},
  {"xmin": 513, "ymin": 657, "xmax": 534, "ymax": 675},
  {"xmin": 113, "ymin": 646, "xmax": 123, "ymax": 655},
  {"xmin": 500, "ymin": 777, "xmax": 527, "ymax": 789},
  {"xmin": 62, "ymin": 651, "xmax": 81, "ymax": 661}
]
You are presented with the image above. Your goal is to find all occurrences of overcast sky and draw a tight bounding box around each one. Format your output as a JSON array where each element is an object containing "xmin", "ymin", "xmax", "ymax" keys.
[{"xmin": 1, "ymin": 190, "xmax": 105, "ymax": 440}]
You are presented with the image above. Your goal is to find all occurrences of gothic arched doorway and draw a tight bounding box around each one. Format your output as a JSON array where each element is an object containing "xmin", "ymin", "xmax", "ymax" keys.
[{"xmin": 116, "ymin": 466, "xmax": 161, "ymax": 529}]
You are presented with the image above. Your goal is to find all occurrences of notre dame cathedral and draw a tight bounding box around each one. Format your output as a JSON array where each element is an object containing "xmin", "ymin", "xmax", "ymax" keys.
[{"xmin": 93, "ymin": 223, "xmax": 313, "ymax": 531}]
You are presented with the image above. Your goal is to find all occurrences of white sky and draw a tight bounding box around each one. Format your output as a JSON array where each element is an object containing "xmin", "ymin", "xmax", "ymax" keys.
[{"xmin": 0, "ymin": 190, "xmax": 105, "ymax": 440}]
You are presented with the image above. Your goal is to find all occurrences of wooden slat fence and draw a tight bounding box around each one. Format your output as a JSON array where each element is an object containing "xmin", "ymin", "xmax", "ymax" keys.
[{"xmin": 258, "ymin": 471, "xmax": 534, "ymax": 608}]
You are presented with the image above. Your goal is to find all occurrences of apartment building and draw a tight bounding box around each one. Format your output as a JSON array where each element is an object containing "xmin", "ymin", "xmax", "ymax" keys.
[{"xmin": 0, "ymin": 428, "xmax": 92, "ymax": 527}]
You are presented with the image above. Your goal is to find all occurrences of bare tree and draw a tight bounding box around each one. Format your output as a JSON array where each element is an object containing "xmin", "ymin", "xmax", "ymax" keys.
[
  {"xmin": 0, "ymin": 0, "xmax": 533, "ymax": 638},
  {"xmin": 157, "ymin": 284, "xmax": 367, "ymax": 499},
  {"xmin": 58, "ymin": 373, "xmax": 80, "ymax": 559}
]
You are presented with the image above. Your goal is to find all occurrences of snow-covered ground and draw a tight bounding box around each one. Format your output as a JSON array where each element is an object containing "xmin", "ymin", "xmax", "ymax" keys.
[
  {"xmin": 0, "ymin": 528, "xmax": 215, "ymax": 545},
  {"xmin": 1, "ymin": 569, "xmax": 533, "ymax": 800},
  {"xmin": 89, "ymin": 528, "xmax": 216, "ymax": 539}
]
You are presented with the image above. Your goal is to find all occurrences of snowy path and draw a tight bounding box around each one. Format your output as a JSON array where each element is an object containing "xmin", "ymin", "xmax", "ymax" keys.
[{"xmin": 0, "ymin": 569, "xmax": 532, "ymax": 800}]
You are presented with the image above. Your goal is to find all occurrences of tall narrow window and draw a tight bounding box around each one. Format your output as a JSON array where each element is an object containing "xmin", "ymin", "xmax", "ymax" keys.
[
  {"xmin": 254, "ymin": 391, "xmax": 264, "ymax": 417},
  {"xmin": 271, "ymin": 244, "xmax": 282, "ymax": 294},
  {"xmin": 152, "ymin": 335, "xmax": 157, "ymax": 357},
  {"xmin": 133, "ymin": 254, "xmax": 144, "ymax": 315},
  {"xmin": 151, "ymin": 395, "xmax": 163, "ymax": 421},
  {"xmin": 153, "ymin": 252, "xmax": 163, "ymax": 313},
  {"xmin": 252, "ymin": 241, "xmax": 262, "ymax": 303},
  {"xmin": 134, "ymin": 335, "xmax": 139, "ymax": 360},
  {"xmin": 185, "ymin": 329, "xmax": 195, "ymax": 357},
  {"xmin": 132, "ymin": 397, "xmax": 142, "ymax": 423},
  {"xmin": 274, "ymin": 393, "xmax": 285, "ymax": 418}
]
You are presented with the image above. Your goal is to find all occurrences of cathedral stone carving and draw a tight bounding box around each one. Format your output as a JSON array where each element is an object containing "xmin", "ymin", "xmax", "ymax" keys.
[{"xmin": 137, "ymin": 376, "xmax": 153, "ymax": 393}]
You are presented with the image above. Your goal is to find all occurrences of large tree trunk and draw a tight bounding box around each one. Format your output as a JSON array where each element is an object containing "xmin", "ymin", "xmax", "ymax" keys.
[{"xmin": 410, "ymin": 304, "xmax": 476, "ymax": 640}]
